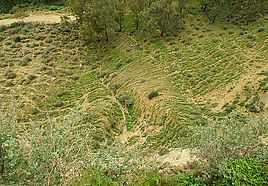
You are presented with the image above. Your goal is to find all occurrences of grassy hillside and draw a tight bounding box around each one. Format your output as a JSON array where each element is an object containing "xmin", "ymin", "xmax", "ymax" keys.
[{"xmin": 0, "ymin": 4, "xmax": 268, "ymax": 185}]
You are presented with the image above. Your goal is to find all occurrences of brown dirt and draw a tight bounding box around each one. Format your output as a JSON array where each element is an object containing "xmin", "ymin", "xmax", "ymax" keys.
[
  {"xmin": 0, "ymin": 14, "xmax": 75, "ymax": 26},
  {"xmin": 201, "ymin": 63, "xmax": 268, "ymax": 112},
  {"xmin": 155, "ymin": 148, "xmax": 197, "ymax": 169}
]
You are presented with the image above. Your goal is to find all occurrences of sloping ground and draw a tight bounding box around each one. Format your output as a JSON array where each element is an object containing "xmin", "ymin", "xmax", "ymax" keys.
[
  {"xmin": 1, "ymin": 14, "xmax": 267, "ymax": 149},
  {"xmin": 0, "ymin": 12, "xmax": 267, "ymax": 184}
]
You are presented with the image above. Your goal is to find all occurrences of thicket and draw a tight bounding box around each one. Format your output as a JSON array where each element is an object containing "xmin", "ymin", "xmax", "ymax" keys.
[
  {"xmin": 201, "ymin": 0, "xmax": 268, "ymax": 24},
  {"xmin": 70, "ymin": 0, "xmax": 268, "ymax": 42},
  {"xmin": 70, "ymin": 0, "xmax": 186, "ymax": 41}
]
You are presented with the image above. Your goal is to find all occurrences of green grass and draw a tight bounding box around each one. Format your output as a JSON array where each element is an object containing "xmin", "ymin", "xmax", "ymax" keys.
[{"xmin": 0, "ymin": 6, "xmax": 268, "ymax": 185}]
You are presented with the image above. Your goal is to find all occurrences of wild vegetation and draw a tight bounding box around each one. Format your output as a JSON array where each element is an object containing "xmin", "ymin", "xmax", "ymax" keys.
[{"xmin": 0, "ymin": 0, "xmax": 268, "ymax": 185}]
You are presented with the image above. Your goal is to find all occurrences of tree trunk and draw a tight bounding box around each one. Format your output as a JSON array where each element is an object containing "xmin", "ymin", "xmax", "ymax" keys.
[
  {"xmin": 212, "ymin": 13, "xmax": 217, "ymax": 23},
  {"xmin": 105, "ymin": 24, "xmax": 109, "ymax": 42},
  {"xmin": 203, "ymin": 4, "xmax": 208, "ymax": 11},
  {"xmin": 0, "ymin": 145, "xmax": 6, "ymax": 184},
  {"xmin": 119, "ymin": 17, "xmax": 123, "ymax": 32}
]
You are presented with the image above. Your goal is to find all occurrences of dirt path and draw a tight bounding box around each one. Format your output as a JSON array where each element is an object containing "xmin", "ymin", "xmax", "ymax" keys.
[{"xmin": 0, "ymin": 14, "xmax": 75, "ymax": 26}]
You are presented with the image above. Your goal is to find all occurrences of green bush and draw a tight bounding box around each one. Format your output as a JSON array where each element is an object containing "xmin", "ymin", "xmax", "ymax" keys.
[
  {"xmin": 116, "ymin": 92, "xmax": 133, "ymax": 108},
  {"xmin": 216, "ymin": 158, "xmax": 268, "ymax": 186}
]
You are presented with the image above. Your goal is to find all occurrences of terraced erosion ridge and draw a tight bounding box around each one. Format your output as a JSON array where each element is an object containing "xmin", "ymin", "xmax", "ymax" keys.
[{"xmin": 0, "ymin": 6, "xmax": 268, "ymax": 186}]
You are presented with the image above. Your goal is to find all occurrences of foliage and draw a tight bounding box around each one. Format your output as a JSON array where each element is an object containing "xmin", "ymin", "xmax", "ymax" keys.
[
  {"xmin": 215, "ymin": 158, "xmax": 268, "ymax": 186},
  {"xmin": 201, "ymin": 0, "xmax": 268, "ymax": 24},
  {"xmin": 116, "ymin": 92, "xmax": 134, "ymax": 108},
  {"xmin": 0, "ymin": 106, "xmax": 98, "ymax": 185},
  {"xmin": 70, "ymin": 0, "xmax": 186, "ymax": 41},
  {"xmin": 0, "ymin": 0, "xmax": 13, "ymax": 13},
  {"xmin": 190, "ymin": 113, "xmax": 268, "ymax": 173},
  {"xmin": 148, "ymin": 0, "xmax": 182, "ymax": 36},
  {"xmin": 0, "ymin": 0, "xmax": 67, "ymax": 13}
]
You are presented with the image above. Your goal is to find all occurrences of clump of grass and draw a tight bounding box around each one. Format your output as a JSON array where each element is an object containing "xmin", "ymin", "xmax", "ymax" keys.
[
  {"xmin": 0, "ymin": 61, "xmax": 8, "ymax": 68},
  {"xmin": 0, "ymin": 25, "xmax": 6, "ymax": 32},
  {"xmin": 4, "ymin": 69, "xmax": 17, "ymax": 79},
  {"xmin": 4, "ymin": 80, "xmax": 14, "ymax": 87},
  {"xmin": 27, "ymin": 74, "xmax": 36, "ymax": 81},
  {"xmin": 13, "ymin": 36, "xmax": 21, "ymax": 43},
  {"xmin": 53, "ymin": 100, "xmax": 64, "ymax": 107},
  {"xmin": 70, "ymin": 75, "xmax": 80, "ymax": 81},
  {"xmin": 148, "ymin": 90, "xmax": 159, "ymax": 100},
  {"xmin": 18, "ymin": 56, "xmax": 32, "ymax": 66},
  {"xmin": 44, "ymin": 37, "xmax": 53, "ymax": 43}
]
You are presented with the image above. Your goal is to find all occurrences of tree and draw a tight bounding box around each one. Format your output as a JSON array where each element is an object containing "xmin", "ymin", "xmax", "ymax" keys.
[
  {"xmin": 0, "ymin": 0, "xmax": 13, "ymax": 13},
  {"xmin": 127, "ymin": 0, "xmax": 148, "ymax": 30},
  {"xmin": 70, "ymin": 0, "xmax": 115, "ymax": 42},
  {"xmin": 148, "ymin": 0, "xmax": 181, "ymax": 36},
  {"xmin": 110, "ymin": 0, "xmax": 126, "ymax": 32},
  {"xmin": 201, "ymin": 0, "xmax": 268, "ymax": 24}
]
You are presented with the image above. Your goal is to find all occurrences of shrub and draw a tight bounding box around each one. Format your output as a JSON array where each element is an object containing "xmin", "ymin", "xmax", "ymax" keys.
[
  {"xmin": 10, "ymin": 22, "xmax": 24, "ymax": 28},
  {"xmin": 258, "ymin": 27, "xmax": 265, "ymax": 32},
  {"xmin": 215, "ymin": 158, "xmax": 268, "ymax": 185},
  {"xmin": 0, "ymin": 107, "xmax": 99, "ymax": 185},
  {"xmin": 189, "ymin": 113, "xmax": 268, "ymax": 173},
  {"xmin": 0, "ymin": 62, "xmax": 8, "ymax": 68},
  {"xmin": 148, "ymin": 90, "xmax": 159, "ymax": 100},
  {"xmin": 0, "ymin": 35, "xmax": 4, "ymax": 42},
  {"xmin": 116, "ymin": 92, "xmax": 133, "ymax": 108},
  {"xmin": 4, "ymin": 80, "xmax": 14, "ymax": 87}
]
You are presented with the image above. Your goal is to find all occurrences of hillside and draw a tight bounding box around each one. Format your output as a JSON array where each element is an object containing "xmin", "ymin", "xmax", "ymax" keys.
[{"xmin": 0, "ymin": 2, "xmax": 268, "ymax": 185}]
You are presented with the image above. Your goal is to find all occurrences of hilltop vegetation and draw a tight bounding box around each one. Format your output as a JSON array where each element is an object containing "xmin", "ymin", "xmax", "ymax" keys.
[{"xmin": 0, "ymin": 0, "xmax": 268, "ymax": 185}]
